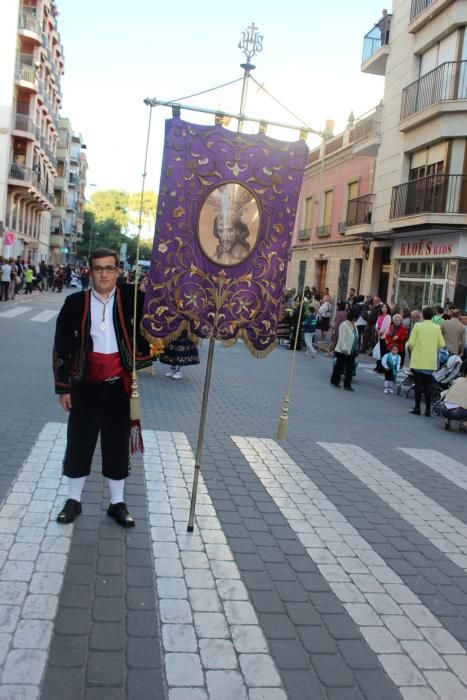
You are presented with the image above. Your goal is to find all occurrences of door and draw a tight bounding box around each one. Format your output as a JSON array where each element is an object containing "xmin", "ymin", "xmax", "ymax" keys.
[
  {"xmin": 297, "ymin": 260, "xmax": 307, "ymax": 296},
  {"xmin": 337, "ymin": 259, "xmax": 350, "ymax": 302},
  {"xmin": 429, "ymin": 283, "xmax": 445, "ymax": 307},
  {"xmin": 316, "ymin": 260, "xmax": 328, "ymax": 294}
]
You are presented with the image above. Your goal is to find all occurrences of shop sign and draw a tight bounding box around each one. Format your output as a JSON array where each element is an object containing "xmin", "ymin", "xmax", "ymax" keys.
[{"xmin": 396, "ymin": 236, "xmax": 457, "ymax": 259}]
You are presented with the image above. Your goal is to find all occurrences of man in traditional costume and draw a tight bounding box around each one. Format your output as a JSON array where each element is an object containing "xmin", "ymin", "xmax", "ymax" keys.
[{"xmin": 53, "ymin": 248, "xmax": 153, "ymax": 527}]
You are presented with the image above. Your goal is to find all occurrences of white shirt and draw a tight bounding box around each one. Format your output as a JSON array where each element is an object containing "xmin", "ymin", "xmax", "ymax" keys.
[
  {"xmin": 1, "ymin": 264, "xmax": 12, "ymax": 283},
  {"xmin": 90, "ymin": 289, "xmax": 118, "ymax": 354}
]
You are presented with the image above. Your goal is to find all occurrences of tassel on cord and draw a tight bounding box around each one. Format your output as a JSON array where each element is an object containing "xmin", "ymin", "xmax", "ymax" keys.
[{"xmin": 129, "ymin": 368, "xmax": 144, "ymax": 454}]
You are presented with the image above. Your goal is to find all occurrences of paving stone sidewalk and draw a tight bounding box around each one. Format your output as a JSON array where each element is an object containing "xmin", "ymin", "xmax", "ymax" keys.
[{"xmin": 1, "ymin": 296, "xmax": 466, "ymax": 699}]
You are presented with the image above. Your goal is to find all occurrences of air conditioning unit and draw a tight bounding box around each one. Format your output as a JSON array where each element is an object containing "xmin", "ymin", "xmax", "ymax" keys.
[{"xmin": 338, "ymin": 222, "xmax": 346, "ymax": 234}]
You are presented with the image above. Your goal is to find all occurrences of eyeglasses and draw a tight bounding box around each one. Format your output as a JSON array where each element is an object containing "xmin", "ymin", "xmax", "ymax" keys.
[{"xmin": 91, "ymin": 265, "xmax": 118, "ymax": 274}]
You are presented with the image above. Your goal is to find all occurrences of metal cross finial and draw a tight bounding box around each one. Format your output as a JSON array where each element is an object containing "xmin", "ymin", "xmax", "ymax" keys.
[{"xmin": 238, "ymin": 22, "xmax": 263, "ymax": 63}]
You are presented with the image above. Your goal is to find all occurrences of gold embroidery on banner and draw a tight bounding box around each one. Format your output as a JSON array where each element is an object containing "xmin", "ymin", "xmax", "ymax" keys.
[{"xmin": 142, "ymin": 123, "xmax": 305, "ymax": 357}]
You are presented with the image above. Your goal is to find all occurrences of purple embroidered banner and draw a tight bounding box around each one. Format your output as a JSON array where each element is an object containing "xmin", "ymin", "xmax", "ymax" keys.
[{"xmin": 142, "ymin": 117, "xmax": 308, "ymax": 357}]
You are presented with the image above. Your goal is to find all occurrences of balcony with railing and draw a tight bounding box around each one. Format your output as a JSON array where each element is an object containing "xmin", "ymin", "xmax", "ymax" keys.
[
  {"xmin": 352, "ymin": 105, "xmax": 382, "ymax": 156},
  {"xmin": 18, "ymin": 13, "xmax": 41, "ymax": 41},
  {"xmin": 400, "ymin": 61, "xmax": 467, "ymax": 127},
  {"xmin": 13, "ymin": 114, "xmax": 35, "ymax": 136},
  {"xmin": 15, "ymin": 64, "xmax": 38, "ymax": 91},
  {"xmin": 8, "ymin": 163, "xmax": 32, "ymax": 184},
  {"xmin": 409, "ymin": 0, "xmax": 455, "ymax": 31},
  {"xmin": 390, "ymin": 174, "xmax": 467, "ymax": 227},
  {"xmin": 361, "ymin": 15, "xmax": 392, "ymax": 75},
  {"xmin": 297, "ymin": 228, "xmax": 311, "ymax": 241},
  {"xmin": 316, "ymin": 225, "xmax": 332, "ymax": 238},
  {"xmin": 345, "ymin": 194, "xmax": 374, "ymax": 236}
]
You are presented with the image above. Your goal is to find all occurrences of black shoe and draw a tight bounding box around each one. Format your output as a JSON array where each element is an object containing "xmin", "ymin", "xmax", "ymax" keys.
[
  {"xmin": 57, "ymin": 498, "xmax": 82, "ymax": 524},
  {"xmin": 409, "ymin": 408, "xmax": 421, "ymax": 415},
  {"xmin": 344, "ymin": 387, "xmax": 354, "ymax": 391},
  {"xmin": 107, "ymin": 502, "xmax": 135, "ymax": 528},
  {"xmin": 425, "ymin": 410, "xmax": 431, "ymax": 417}
]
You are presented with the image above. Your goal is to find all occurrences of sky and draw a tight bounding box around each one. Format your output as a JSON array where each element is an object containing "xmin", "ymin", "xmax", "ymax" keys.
[{"xmin": 57, "ymin": 0, "xmax": 389, "ymax": 198}]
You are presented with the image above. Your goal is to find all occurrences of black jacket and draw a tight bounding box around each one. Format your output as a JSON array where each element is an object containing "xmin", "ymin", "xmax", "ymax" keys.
[{"xmin": 53, "ymin": 285, "xmax": 152, "ymax": 394}]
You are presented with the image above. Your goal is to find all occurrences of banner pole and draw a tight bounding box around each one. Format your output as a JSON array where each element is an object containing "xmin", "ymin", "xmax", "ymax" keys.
[
  {"xmin": 187, "ymin": 337, "xmax": 216, "ymax": 532},
  {"xmin": 186, "ymin": 23, "xmax": 264, "ymax": 532}
]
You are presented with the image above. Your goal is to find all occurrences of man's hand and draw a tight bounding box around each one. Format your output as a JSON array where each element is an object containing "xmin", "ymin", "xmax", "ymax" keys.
[{"xmin": 59, "ymin": 394, "xmax": 72, "ymax": 411}]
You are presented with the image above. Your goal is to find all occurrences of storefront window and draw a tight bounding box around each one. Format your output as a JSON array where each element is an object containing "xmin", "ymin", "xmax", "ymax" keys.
[
  {"xmin": 396, "ymin": 260, "xmax": 449, "ymax": 308},
  {"xmin": 433, "ymin": 260, "xmax": 448, "ymax": 277}
]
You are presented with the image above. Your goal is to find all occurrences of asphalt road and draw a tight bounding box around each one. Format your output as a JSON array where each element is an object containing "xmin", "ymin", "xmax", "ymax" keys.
[{"xmin": 0, "ymin": 288, "xmax": 466, "ymax": 700}]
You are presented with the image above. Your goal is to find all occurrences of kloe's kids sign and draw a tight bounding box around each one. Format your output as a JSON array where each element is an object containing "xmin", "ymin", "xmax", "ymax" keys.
[{"xmin": 397, "ymin": 237, "xmax": 457, "ymax": 258}]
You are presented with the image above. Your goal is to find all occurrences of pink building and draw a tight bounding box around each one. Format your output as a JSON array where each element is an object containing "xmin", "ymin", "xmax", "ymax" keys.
[{"xmin": 287, "ymin": 108, "xmax": 382, "ymax": 302}]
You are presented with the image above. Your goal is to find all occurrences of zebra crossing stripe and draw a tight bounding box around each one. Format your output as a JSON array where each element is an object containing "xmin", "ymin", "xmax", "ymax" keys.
[
  {"xmin": 318, "ymin": 443, "xmax": 467, "ymax": 572},
  {"xmin": 0, "ymin": 423, "xmax": 71, "ymax": 696},
  {"xmin": 233, "ymin": 436, "xmax": 467, "ymax": 699},
  {"xmin": 0, "ymin": 307, "xmax": 32, "ymax": 319},
  {"xmin": 142, "ymin": 430, "xmax": 285, "ymax": 700},
  {"xmin": 399, "ymin": 448, "xmax": 467, "ymax": 494},
  {"xmin": 30, "ymin": 310, "xmax": 58, "ymax": 323}
]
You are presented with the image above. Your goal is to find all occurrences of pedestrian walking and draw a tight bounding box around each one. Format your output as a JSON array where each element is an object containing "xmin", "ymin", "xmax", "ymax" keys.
[
  {"xmin": 303, "ymin": 306, "xmax": 318, "ymax": 357},
  {"xmin": 317, "ymin": 294, "xmax": 332, "ymax": 343},
  {"xmin": 441, "ymin": 310, "xmax": 465, "ymax": 356},
  {"xmin": 382, "ymin": 344, "xmax": 401, "ymax": 394},
  {"xmin": 407, "ymin": 306, "xmax": 445, "ymax": 417},
  {"xmin": 24, "ymin": 265, "xmax": 34, "ymax": 294},
  {"xmin": 160, "ymin": 329, "xmax": 200, "ymax": 380},
  {"xmin": 374, "ymin": 303, "xmax": 392, "ymax": 373},
  {"xmin": 361, "ymin": 295, "xmax": 381, "ymax": 353},
  {"xmin": 53, "ymin": 247, "xmax": 153, "ymax": 527},
  {"xmin": 384, "ymin": 313, "xmax": 408, "ymax": 367},
  {"xmin": 330, "ymin": 307, "xmax": 359, "ymax": 391},
  {"xmin": 1, "ymin": 257, "xmax": 12, "ymax": 301}
]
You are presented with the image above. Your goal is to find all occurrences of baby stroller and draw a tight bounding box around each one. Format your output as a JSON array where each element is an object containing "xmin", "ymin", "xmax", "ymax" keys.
[
  {"xmin": 395, "ymin": 348, "xmax": 453, "ymax": 399},
  {"xmin": 396, "ymin": 367, "xmax": 413, "ymax": 397},
  {"xmin": 431, "ymin": 354, "xmax": 463, "ymax": 404},
  {"xmin": 432, "ymin": 357, "xmax": 467, "ymax": 416}
]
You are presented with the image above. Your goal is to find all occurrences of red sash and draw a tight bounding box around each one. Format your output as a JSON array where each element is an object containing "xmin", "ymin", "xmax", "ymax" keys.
[{"xmin": 85, "ymin": 352, "xmax": 130, "ymax": 393}]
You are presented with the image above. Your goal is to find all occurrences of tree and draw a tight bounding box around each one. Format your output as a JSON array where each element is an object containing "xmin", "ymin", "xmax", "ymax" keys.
[
  {"xmin": 88, "ymin": 190, "xmax": 130, "ymax": 231},
  {"xmin": 76, "ymin": 209, "xmax": 125, "ymax": 262},
  {"xmin": 75, "ymin": 189, "xmax": 157, "ymax": 265},
  {"xmin": 128, "ymin": 191, "xmax": 157, "ymax": 239}
]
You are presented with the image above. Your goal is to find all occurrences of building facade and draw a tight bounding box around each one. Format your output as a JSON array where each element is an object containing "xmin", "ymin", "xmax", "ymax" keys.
[
  {"xmin": 50, "ymin": 117, "xmax": 86, "ymax": 264},
  {"xmin": 0, "ymin": 0, "xmax": 87, "ymax": 264},
  {"xmin": 351, "ymin": 0, "xmax": 467, "ymax": 311},
  {"xmin": 287, "ymin": 109, "xmax": 380, "ymax": 300}
]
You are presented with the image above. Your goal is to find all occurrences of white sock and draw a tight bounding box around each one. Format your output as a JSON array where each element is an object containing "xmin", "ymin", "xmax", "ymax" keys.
[
  {"xmin": 68, "ymin": 476, "xmax": 86, "ymax": 502},
  {"xmin": 384, "ymin": 381, "xmax": 388, "ymax": 390},
  {"xmin": 107, "ymin": 477, "xmax": 125, "ymax": 504}
]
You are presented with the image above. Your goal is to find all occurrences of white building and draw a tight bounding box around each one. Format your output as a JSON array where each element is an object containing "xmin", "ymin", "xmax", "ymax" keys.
[
  {"xmin": 50, "ymin": 117, "xmax": 87, "ymax": 264},
  {"xmin": 0, "ymin": 1, "xmax": 87, "ymax": 265},
  {"xmin": 352, "ymin": 0, "xmax": 467, "ymax": 310}
]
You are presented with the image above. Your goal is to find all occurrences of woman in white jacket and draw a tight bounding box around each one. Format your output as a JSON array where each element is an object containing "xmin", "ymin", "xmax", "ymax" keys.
[{"xmin": 330, "ymin": 307, "xmax": 359, "ymax": 391}]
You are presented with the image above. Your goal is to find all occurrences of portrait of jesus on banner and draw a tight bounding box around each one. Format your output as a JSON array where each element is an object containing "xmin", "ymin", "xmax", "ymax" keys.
[
  {"xmin": 141, "ymin": 116, "xmax": 308, "ymax": 357},
  {"xmin": 198, "ymin": 183, "xmax": 260, "ymax": 267}
]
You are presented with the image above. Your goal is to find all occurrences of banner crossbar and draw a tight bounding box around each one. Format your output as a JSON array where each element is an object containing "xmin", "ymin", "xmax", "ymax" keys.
[{"xmin": 143, "ymin": 97, "xmax": 322, "ymax": 138}]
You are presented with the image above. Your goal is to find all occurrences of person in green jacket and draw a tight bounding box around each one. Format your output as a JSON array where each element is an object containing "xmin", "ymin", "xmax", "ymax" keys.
[
  {"xmin": 407, "ymin": 306, "xmax": 445, "ymax": 417},
  {"xmin": 24, "ymin": 266, "xmax": 34, "ymax": 295},
  {"xmin": 432, "ymin": 306, "xmax": 445, "ymax": 325}
]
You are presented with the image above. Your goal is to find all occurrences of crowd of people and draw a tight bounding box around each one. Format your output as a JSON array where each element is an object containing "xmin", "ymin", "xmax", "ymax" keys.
[
  {"xmin": 278, "ymin": 286, "xmax": 467, "ymax": 426},
  {"xmin": 0, "ymin": 257, "xmax": 96, "ymax": 299}
]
